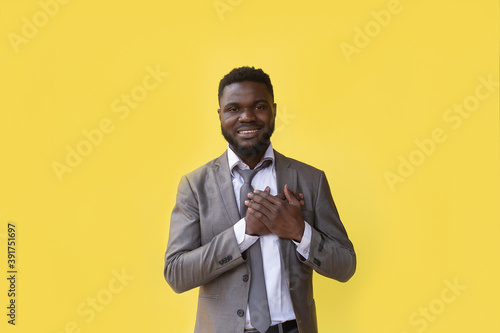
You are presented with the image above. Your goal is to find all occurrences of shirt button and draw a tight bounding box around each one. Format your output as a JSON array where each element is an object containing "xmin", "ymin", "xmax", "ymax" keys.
[
  {"xmin": 242, "ymin": 275, "xmax": 249, "ymax": 282},
  {"xmin": 237, "ymin": 309, "xmax": 245, "ymax": 317}
]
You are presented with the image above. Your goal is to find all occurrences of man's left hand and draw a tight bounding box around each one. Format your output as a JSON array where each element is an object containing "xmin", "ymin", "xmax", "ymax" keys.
[{"xmin": 245, "ymin": 184, "xmax": 305, "ymax": 242}]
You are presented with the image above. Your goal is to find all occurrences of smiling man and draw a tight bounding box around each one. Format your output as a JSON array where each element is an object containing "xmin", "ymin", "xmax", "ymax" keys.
[{"xmin": 164, "ymin": 66, "xmax": 356, "ymax": 333}]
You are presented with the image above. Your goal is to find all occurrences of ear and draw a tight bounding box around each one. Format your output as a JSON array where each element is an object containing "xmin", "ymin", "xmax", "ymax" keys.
[
  {"xmin": 217, "ymin": 108, "xmax": 221, "ymax": 121},
  {"xmin": 273, "ymin": 103, "xmax": 277, "ymax": 118}
]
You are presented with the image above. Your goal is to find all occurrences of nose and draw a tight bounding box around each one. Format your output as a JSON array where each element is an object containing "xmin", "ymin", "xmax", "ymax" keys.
[{"xmin": 239, "ymin": 108, "xmax": 256, "ymax": 122}]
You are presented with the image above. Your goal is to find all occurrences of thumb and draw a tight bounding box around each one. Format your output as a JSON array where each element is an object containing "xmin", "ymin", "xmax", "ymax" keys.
[{"xmin": 284, "ymin": 184, "xmax": 300, "ymax": 206}]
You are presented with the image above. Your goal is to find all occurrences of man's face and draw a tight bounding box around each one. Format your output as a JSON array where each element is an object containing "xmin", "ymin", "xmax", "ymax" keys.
[{"xmin": 218, "ymin": 81, "xmax": 276, "ymax": 157}]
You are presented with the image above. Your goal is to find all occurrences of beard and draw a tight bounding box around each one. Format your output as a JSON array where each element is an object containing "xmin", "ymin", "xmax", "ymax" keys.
[{"xmin": 221, "ymin": 122, "xmax": 275, "ymax": 158}]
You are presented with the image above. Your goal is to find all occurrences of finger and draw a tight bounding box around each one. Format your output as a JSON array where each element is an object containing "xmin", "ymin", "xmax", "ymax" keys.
[
  {"xmin": 247, "ymin": 207, "xmax": 273, "ymax": 228},
  {"xmin": 245, "ymin": 199, "xmax": 273, "ymax": 217},
  {"xmin": 284, "ymin": 184, "xmax": 300, "ymax": 206},
  {"xmin": 289, "ymin": 189, "xmax": 303, "ymax": 203},
  {"xmin": 265, "ymin": 186, "xmax": 271, "ymax": 193},
  {"xmin": 275, "ymin": 192, "xmax": 286, "ymax": 201},
  {"xmin": 252, "ymin": 189, "xmax": 283, "ymax": 206},
  {"xmin": 299, "ymin": 193, "xmax": 305, "ymax": 206},
  {"xmin": 249, "ymin": 192, "xmax": 280, "ymax": 213}
]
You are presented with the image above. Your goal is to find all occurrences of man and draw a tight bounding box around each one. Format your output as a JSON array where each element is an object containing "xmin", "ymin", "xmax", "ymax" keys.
[{"xmin": 164, "ymin": 66, "xmax": 356, "ymax": 333}]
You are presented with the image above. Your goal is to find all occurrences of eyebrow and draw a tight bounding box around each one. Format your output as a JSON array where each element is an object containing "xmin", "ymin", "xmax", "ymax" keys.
[{"xmin": 223, "ymin": 99, "xmax": 271, "ymax": 108}]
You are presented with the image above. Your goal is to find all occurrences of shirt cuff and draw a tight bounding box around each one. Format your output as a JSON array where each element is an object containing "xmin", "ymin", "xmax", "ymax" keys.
[
  {"xmin": 293, "ymin": 221, "xmax": 312, "ymax": 260},
  {"xmin": 233, "ymin": 218, "xmax": 259, "ymax": 253}
]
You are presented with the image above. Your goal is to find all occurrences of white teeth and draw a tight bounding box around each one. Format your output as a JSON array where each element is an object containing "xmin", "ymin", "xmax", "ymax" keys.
[{"xmin": 239, "ymin": 130, "xmax": 258, "ymax": 134}]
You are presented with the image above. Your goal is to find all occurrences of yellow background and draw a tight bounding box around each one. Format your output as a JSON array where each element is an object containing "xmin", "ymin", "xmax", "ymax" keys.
[{"xmin": 1, "ymin": 0, "xmax": 499, "ymax": 332}]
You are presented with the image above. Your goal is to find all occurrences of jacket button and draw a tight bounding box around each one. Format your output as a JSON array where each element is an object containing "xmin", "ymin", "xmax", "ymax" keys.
[
  {"xmin": 237, "ymin": 309, "xmax": 245, "ymax": 317},
  {"xmin": 242, "ymin": 275, "xmax": 249, "ymax": 282}
]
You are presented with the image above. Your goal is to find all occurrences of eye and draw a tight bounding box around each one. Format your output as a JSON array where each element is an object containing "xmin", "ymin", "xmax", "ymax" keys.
[
  {"xmin": 254, "ymin": 104, "xmax": 266, "ymax": 110},
  {"xmin": 227, "ymin": 107, "xmax": 238, "ymax": 112}
]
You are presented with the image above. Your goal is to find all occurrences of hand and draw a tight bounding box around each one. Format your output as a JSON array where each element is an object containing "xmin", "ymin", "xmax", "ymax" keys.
[
  {"xmin": 246, "ymin": 184, "xmax": 305, "ymax": 242},
  {"xmin": 245, "ymin": 207, "xmax": 272, "ymax": 236},
  {"xmin": 245, "ymin": 188, "xmax": 304, "ymax": 236},
  {"xmin": 245, "ymin": 187, "xmax": 272, "ymax": 236},
  {"xmin": 275, "ymin": 190, "xmax": 305, "ymax": 206}
]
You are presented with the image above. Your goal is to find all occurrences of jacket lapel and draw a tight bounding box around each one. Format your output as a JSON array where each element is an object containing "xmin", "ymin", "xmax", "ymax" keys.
[
  {"xmin": 274, "ymin": 150, "xmax": 297, "ymax": 193},
  {"xmin": 274, "ymin": 150, "xmax": 298, "ymax": 280},
  {"xmin": 213, "ymin": 151, "xmax": 241, "ymax": 227}
]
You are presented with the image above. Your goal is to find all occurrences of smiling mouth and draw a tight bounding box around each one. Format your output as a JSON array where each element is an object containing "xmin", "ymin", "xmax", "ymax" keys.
[{"xmin": 237, "ymin": 129, "xmax": 260, "ymax": 134}]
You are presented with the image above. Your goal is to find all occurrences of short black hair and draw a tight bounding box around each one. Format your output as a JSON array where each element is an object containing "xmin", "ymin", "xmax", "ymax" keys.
[{"xmin": 218, "ymin": 66, "xmax": 274, "ymax": 102}]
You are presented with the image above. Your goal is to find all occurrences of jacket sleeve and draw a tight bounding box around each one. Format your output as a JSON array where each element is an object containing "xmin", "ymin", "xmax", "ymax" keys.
[
  {"xmin": 164, "ymin": 175, "xmax": 244, "ymax": 293},
  {"xmin": 298, "ymin": 171, "xmax": 356, "ymax": 282}
]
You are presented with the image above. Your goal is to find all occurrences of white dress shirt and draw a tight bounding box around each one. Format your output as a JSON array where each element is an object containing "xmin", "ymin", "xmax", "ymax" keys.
[{"xmin": 228, "ymin": 143, "xmax": 312, "ymax": 329}]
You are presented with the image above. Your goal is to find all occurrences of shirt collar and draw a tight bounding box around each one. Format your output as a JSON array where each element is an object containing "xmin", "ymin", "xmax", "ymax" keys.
[{"xmin": 227, "ymin": 143, "xmax": 275, "ymax": 177}]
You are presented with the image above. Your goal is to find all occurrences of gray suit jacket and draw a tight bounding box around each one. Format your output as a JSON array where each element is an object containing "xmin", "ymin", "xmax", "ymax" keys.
[{"xmin": 164, "ymin": 150, "xmax": 356, "ymax": 333}]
